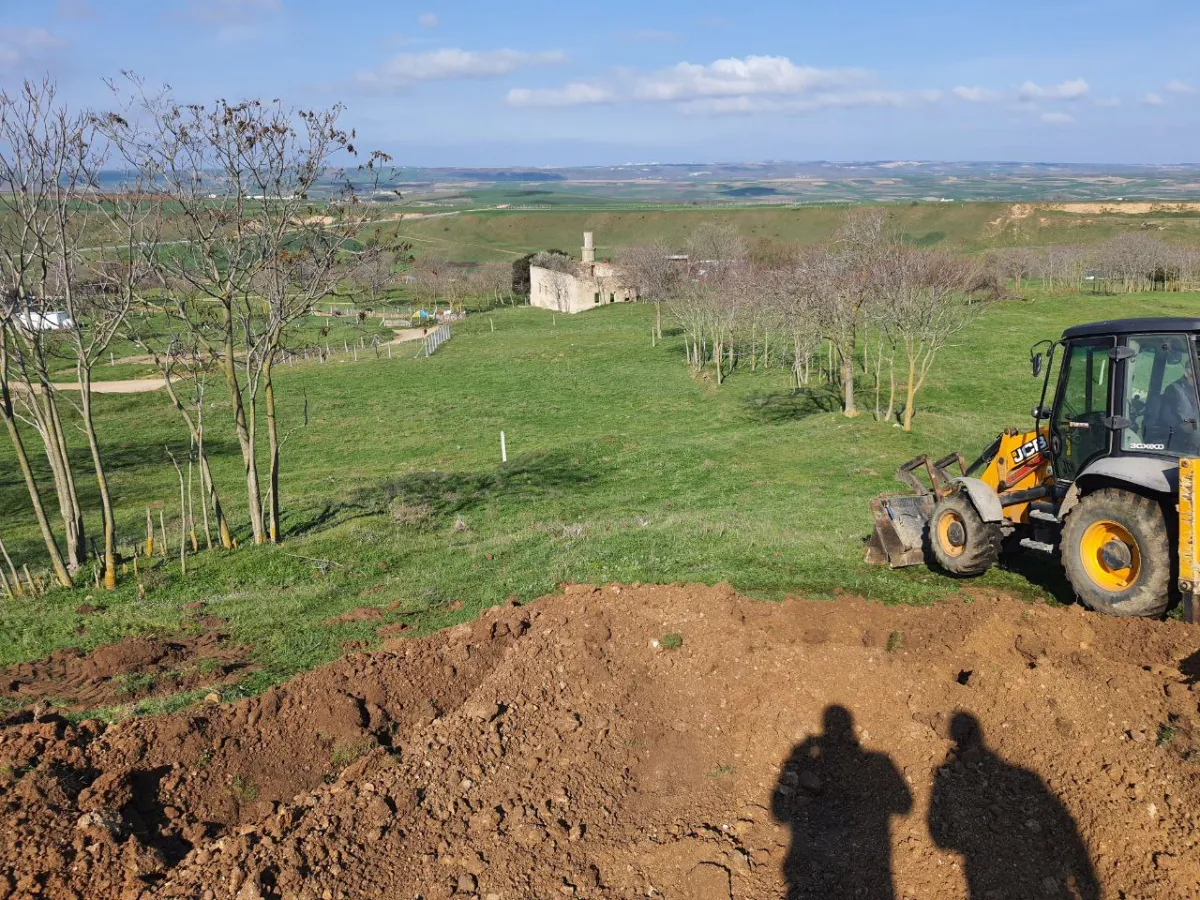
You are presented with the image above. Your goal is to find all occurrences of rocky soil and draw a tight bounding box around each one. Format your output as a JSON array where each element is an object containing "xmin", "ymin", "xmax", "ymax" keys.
[{"xmin": 1, "ymin": 584, "xmax": 1198, "ymax": 899}]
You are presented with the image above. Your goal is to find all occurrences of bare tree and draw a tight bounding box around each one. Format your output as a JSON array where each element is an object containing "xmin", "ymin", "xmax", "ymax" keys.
[
  {"xmin": 101, "ymin": 77, "xmax": 389, "ymax": 545},
  {"xmin": 818, "ymin": 208, "xmax": 888, "ymax": 418},
  {"xmin": 0, "ymin": 79, "xmax": 94, "ymax": 587},
  {"xmin": 775, "ymin": 250, "xmax": 824, "ymax": 389},
  {"xmin": 472, "ymin": 261, "xmax": 515, "ymax": 308},
  {"xmin": 875, "ymin": 245, "xmax": 985, "ymax": 431},
  {"xmin": 351, "ymin": 246, "xmax": 395, "ymax": 307},
  {"xmin": 620, "ymin": 240, "xmax": 681, "ymax": 342}
]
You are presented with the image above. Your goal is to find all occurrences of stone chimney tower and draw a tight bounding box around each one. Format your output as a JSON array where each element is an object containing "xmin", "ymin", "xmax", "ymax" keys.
[{"xmin": 582, "ymin": 231, "xmax": 595, "ymax": 263}]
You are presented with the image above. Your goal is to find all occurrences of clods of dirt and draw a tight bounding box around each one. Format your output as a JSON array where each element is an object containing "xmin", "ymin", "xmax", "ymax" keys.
[
  {"xmin": 1, "ymin": 632, "xmax": 249, "ymax": 714},
  {"xmin": 1, "ymin": 585, "xmax": 1198, "ymax": 900},
  {"xmin": 323, "ymin": 605, "xmax": 385, "ymax": 625}
]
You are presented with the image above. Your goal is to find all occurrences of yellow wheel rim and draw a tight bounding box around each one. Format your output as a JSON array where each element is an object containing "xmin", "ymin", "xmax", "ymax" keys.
[
  {"xmin": 1079, "ymin": 520, "xmax": 1141, "ymax": 592},
  {"xmin": 936, "ymin": 510, "xmax": 967, "ymax": 558}
]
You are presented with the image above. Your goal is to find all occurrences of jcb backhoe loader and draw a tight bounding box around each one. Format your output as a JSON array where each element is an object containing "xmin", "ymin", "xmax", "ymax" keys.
[{"xmin": 868, "ymin": 317, "xmax": 1200, "ymax": 623}]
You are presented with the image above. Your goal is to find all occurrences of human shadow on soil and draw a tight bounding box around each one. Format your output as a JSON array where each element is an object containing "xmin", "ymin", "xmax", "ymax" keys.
[
  {"xmin": 742, "ymin": 386, "xmax": 841, "ymax": 425},
  {"xmin": 771, "ymin": 706, "xmax": 912, "ymax": 899},
  {"xmin": 1181, "ymin": 649, "xmax": 1200, "ymax": 685},
  {"xmin": 928, "ymin": 712, "xmax": 1100, "ymax": 900},
  {"xmin": 286, "ymin": 449, "xmax": 599, "ymax": 537}
]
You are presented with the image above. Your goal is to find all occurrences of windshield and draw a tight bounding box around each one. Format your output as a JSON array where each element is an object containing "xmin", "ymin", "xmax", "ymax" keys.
[{"xmin": 1121, "ymin": 334, "xmax": 1200, "ymax": 456}]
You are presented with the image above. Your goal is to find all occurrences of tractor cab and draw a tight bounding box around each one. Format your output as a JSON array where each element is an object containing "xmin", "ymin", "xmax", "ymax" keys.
[
  {"xmin": 1034, "ymin": 318, "xmax": 1200, "ymax": 485},
  {"xmin": 869, "ymin": 317, "xmax": 1200, "ymax": 623}
]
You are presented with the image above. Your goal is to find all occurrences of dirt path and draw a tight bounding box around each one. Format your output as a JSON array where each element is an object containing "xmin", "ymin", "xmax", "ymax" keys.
[
  {"xmin": 1, "ymin": 585, "xmax": 1197, "ymax": 899},
  {"xmin": 48, "ymin": 377, "xmax": 169, "ymax": 394}
]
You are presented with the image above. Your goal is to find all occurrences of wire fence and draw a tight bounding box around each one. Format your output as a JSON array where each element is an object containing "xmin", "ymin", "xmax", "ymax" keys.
[{"xmin": 416, "ymin": 324, "xmax": 451, "ymax": 358}]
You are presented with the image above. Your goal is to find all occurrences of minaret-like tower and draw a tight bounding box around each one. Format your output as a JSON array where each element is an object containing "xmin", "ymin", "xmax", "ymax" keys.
[{"xmin": 582, "ymin": 231, "xmax": 595, "ymax": 263}]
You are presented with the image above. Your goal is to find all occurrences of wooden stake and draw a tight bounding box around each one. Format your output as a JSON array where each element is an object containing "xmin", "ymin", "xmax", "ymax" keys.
[
  {"xmin": 0, "ymin": 552, "xmax": 12, "ymax": 599},
  {"xmin": 187, "ymin": 458, "xmax": 199, "ymax": 552},
  {"xmin": 0, "ymin": 538, "xmax": 21, "ymax": 597},
  {"xmin": 199, "ymin": 455, "xmax": 213, "ymax": 550},
  {"xmin": 168, "ymin": 449, "xmax": 188, "ymax": 577},
  {"xmin": 22, "ymin": 565, "xmax": 38, "ymax": 598},
  {"xmin": 145, "ymin": 507, "xmax": 155, "ymax": 557},
  {"xmin": 159, "ymin": 510, "xmax": 168, "ymax": 559}
]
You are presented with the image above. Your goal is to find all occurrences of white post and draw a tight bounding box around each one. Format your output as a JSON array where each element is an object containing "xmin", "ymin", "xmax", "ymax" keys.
[{"xmin": 500, "ymin": 431, "xmax": 507, "ymax": 463}]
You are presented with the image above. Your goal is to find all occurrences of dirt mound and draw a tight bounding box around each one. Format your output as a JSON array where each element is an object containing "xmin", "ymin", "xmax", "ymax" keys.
[
  {"xmin": 2, "ymin": 632, "xmax": 249, "ymax": 714},
  {"xmin": 1, "ymin": 585, "xmax": 1198, "ymax": 899}
]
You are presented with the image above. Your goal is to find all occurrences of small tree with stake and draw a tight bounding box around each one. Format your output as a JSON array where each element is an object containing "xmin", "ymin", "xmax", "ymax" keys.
[{"xmin": 100, "ymin": 74, "xmax": 393, "ymax": 545}]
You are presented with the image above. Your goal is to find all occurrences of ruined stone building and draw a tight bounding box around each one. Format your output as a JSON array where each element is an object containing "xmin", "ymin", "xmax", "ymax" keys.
[{"xmin": 529, "ymin": 232, "xmax": 636, "ymax": 314}]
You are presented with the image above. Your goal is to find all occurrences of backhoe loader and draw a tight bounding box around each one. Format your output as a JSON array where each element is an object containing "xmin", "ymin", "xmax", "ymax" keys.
[{"xmin": 868, "ymin": 317, "xmax": 1200, "ymax": 623}]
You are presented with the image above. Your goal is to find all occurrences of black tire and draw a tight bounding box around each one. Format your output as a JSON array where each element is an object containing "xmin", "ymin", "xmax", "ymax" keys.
[
  {"xmin": 929, "ymin": 492, "xmax": 1002, "ymax": 576},
  {"xmin": 1061, "ymin": 488, "xmax": 1171, "ymax": 618}
]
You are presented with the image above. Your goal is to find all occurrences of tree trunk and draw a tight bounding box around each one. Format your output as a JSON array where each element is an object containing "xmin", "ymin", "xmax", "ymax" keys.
[
  {"xmin": 31, "ymin": 384, "xmax": 85, "ymax": 573},
  {"xmin": 903, "ymin": 353, "xmax": 917, "ymax": 432},
  {"xmin": 221, "ymin": 301, "xmax": 265, "ymax": 544},
  {"xmin": 838, "ymin": 346, "xmax": 858, "ymax": 417},
  {"xmin": 0, "ymin": 362, "xmax": 71, "ymax": 587},
  {"xmin": 264, "ymin": 353, "xmax": 281, "ymax": 544},
  {"xmin": 77, "ymin": 367, "xmax": 117, "ymax": 590},
  {"xmin": 162, "ymin": 372, "xmax": 233, "ymax": 549}
]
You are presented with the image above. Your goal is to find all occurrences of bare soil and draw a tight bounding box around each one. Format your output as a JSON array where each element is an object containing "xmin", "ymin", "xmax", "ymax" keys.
[
  {"xmin": 1, "ymin": 584, "xmax": 1198, "ymax": 899},
  {"xmin": 2, "ymin": 627, "xmax": 249, "ymax": 715}
]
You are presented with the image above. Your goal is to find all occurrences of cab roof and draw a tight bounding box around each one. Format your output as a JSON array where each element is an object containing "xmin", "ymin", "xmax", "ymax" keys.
[{"xmin": 1062, "ymin": 317, "xmax": 1200, "ymax": 340}]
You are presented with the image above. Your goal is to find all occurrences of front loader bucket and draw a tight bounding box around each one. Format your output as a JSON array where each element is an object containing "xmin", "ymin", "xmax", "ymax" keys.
[
  {"xmin": 866, "ymin": 494, "xmax": 933, "ymax": 568},
  {"xmin": 865, "ymin": 452, "xmax": 966, "ymax": 568}
]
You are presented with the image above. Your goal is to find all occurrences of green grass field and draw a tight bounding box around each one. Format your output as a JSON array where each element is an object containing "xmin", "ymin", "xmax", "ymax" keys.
[
  {"xmin": 3, "ymin": 287, "xmax": 1199, "ymax": 716},
  {"xmin": 388, "ymin": 203, "xmax": 1200, "ymax": 262}
]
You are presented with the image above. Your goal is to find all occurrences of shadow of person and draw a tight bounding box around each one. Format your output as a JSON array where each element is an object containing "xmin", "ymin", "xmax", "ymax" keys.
[
  {"xmin": 771, "ymin": 705, "xmax": 912, "ymax": 899},
  {"xmin": 928, "ymin": 712, "xmax": 1100, "ymax": 900}
]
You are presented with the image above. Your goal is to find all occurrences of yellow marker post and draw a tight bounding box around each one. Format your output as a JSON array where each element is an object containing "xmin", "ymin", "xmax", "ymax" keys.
[{"xmin": 1177, "ymin": 459, "xmax": 1199, "ymax": 624}]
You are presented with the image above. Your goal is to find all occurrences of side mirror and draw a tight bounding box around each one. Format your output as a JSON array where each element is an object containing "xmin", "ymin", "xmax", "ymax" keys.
[{"xmin": 1031, "ymin": 353, "xmax": 1043, "ymax": 377}]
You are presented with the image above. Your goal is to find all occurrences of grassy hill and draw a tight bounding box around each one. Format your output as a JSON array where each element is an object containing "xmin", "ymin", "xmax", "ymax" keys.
[
  {"xmin": 3, "ymin": 288, "xmax": 1200, "ymax": 715},
  {"xmin": 387, "ymin": 202, "xmax": 1200, "ymax": 262}
]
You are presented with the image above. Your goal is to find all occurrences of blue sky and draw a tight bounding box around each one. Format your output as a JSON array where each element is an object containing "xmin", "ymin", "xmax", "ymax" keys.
[{"xmin": 2, "ymin": 0, "xmax": 1198, "ymax": 165}]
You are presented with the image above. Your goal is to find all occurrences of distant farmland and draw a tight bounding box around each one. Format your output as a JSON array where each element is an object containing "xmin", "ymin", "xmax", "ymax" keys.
[{"xmin": 382, "ymin": 201, "xmax": 1200, "ymax": 262}]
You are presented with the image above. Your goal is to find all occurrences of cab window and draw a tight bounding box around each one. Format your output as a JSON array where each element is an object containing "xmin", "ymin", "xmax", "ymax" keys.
[
  {"xmin": 1052, "ymin": 339, "xmax": 1112, "ymax": 479},
  {"xmin": 1122, "ymin": 333, "xmax": 1200, "ymax": 456}
]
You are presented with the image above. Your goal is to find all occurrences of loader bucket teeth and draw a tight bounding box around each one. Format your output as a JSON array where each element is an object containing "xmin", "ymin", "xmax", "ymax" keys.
[
  {"xmin": 866, "ymin": 494, "xmax": 933, "ymax": 568},
  {"xmin": 866, "ymin": 451, "xmax": 966, "ymax": 568}
]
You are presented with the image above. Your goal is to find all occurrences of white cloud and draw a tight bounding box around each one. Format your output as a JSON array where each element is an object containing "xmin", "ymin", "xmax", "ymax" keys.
[
  {"xmin": 505, "ymin": 55, "xmax": 942, "ymax": 116},
  {"xmin": 354, "ymin": 48, "xmax": 567, "ymax": 91},
  {"xmin": 507, "ymin": 83, "xmax": 616, "ymax": 107},
  {"xmin": 677, "ymin": 90, "xmax": 908, "ymax": 117},
  {"xmin": 1095, "ymin": 96, "xmax": 1121, "ymax": 108},
  {"xmin": 952, "ymin": 85, "xmax": 1002, "ymax": 103},
  {"xmin": 1040, "ymin": 111, "xmax": 1075, "ymax": 125},
  {"xmin": 1144, "ymin": 92, "xmax": 1165, "ymax": 106},
  {"xmin": 1017, "ymin": 78, "xmax": 1089, "ymax": 101},
  {"xmin": 631, "ymin": 55, "xmax": 867, "ymax": 102},
  {"xmin": 1166, "ymin": 79, "xmax": 1195, "ymax": 94},
  {"xmin": 0, "ymin": 27, "xmax": 67, "ymax": 69},
  {"xmin": 418, "ymin": 12, "xmax": 438, "ymax": 28}
]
